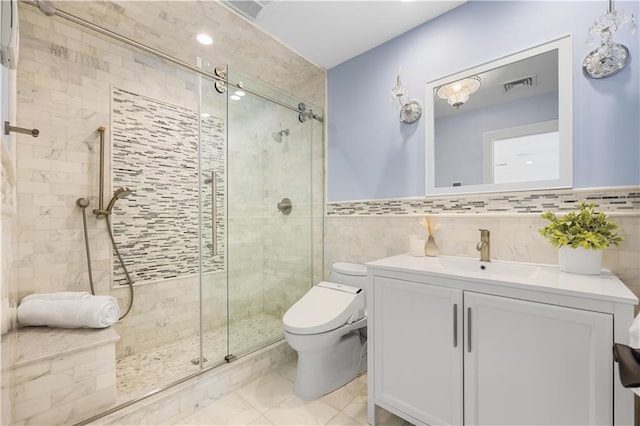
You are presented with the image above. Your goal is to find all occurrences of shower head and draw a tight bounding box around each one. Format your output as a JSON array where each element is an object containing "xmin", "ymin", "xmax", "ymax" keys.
[
  {"xmin": 105, "ymin": 187, "xmax": 132, "ymax": 213},
  {"xmin": 271, "ymin": 129, "xmax": 290, "ymax": 143},
  {"xmin": 114, "ymin": 187, "xmax": 132, "ymax": 199}
]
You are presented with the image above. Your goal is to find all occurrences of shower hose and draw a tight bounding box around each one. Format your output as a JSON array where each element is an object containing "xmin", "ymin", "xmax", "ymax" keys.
[{"xmin": 78, "ymin": 202, "xmax": 134, "ymax": 320}]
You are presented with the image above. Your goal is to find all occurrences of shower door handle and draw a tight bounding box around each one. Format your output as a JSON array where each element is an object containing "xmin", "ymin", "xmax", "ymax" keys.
[{"xmin": 210, "ymin": 171, "xmax": 218, "ymax": 256}]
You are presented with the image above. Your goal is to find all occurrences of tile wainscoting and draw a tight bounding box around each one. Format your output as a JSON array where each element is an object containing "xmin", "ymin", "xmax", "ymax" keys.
[{"xmin": 324, "ymin": 187, "xmax": 640, "ymax": 298}]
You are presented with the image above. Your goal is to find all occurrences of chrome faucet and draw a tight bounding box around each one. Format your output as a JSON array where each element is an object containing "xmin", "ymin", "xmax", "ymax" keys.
[{"xmin": 476, "ymin": 229, "xmax": 491, "ymax": 262}]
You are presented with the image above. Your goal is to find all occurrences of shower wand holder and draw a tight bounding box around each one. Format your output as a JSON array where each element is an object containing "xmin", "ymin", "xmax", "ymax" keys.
[{"xmin": 92, "ymin": 208, "xmax": 111, "ymax": 218}]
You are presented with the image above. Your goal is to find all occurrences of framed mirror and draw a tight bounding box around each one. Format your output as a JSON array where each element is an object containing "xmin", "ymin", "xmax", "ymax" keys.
[{"xmin": 425, "ymin": 36, "xmax": 572, "ymax": 196}]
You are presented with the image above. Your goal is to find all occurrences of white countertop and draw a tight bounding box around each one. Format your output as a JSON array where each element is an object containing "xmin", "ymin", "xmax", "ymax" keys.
[{"xmin": 366, "ymin": 254, "xmax": 638, "ymax": 305}]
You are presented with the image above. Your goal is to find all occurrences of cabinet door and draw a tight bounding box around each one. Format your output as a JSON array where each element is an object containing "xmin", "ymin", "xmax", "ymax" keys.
[
  {"xmin": 464, "ymin": 292, "xmax": 613, "ymax": 426},
  {"xmin": 374, "ymin": 276, "xmax": 463, "ymax": 425}
]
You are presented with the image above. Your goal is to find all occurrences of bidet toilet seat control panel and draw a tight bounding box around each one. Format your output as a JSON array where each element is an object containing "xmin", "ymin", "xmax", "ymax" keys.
[{"xmin": 283, "ymin": 281, "xmax": 364, "ymax": 335}]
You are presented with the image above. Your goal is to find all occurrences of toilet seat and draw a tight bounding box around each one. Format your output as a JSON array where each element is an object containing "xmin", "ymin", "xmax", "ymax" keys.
[
  {"xmin": 283, "ymin": 281, "xmax": 364, "ymax": 335},
  {"xmin": 331, "ymin": 262, "xmax": 367, "ymax": 276}
]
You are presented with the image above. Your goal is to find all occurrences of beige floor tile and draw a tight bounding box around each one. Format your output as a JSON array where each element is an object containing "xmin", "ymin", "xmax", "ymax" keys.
[
  {"xmin": 235, "ymin": 372, "xmax": 295, "ymax": 413},
  {"xmin": 248, "ymin": 415, "xmax": 275, "ymax": 425},
  {"xmin": 180, "ymin": 393, "xmax": 261, "ymax": 425},
  {"xmin": 321, "ymin": 384, "xmax": 357, "ymax": 411},
  {"xmin": 263, "ymin": 394, "xmax": 338, "ymax": 425},
  {"xmin": 326, "ymin": 412, "xmax": 366, "ymax": 425},
  {"xmin": 344, "ymin": 373, "xmax": 367, "ymax": 400},
  {"xmin": 340, "ymin": 401, "xmax": 368, "ymax": 425}
]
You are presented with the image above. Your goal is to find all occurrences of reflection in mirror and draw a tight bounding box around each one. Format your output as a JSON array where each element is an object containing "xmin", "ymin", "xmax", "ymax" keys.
[
  {"xmin": 483, "ymin": 119, "xmax": 559, "ymax": 184},
  {"xmin": 425, "ymin": 36, "xmax": 572, "ymax": 196}
]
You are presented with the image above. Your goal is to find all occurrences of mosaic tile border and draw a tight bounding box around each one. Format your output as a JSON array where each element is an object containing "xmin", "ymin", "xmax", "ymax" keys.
[{"xmin": 326, "ymin": 187, "xmax": 640, "ymax": 216}]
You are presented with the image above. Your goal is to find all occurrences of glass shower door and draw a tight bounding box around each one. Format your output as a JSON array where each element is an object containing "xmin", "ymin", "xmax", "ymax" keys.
[
  {"xmin": 225, "ymin": 75, "xmax": 315, "ymax": 358},
  {"xmin": 199, "ymin": 63, "xmax": 229, "ymax": 367}
]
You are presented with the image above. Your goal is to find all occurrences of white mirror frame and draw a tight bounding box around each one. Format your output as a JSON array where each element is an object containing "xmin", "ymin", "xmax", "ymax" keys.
[{"xmin": 425, "ymin": 36, "xmax": 572, "ymax": 196}]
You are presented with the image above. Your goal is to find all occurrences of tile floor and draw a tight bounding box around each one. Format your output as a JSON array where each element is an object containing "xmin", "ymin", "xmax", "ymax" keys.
[
  {"xmin": 173, "ymin": 358, "xmax": 411, "ymax": 425},
  {"xmin": 117, "ymin": 314, "xmax": 283, "ymax": 397}
]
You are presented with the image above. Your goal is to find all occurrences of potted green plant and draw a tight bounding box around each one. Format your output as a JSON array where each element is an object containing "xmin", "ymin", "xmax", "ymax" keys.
[{"xmin": 539, "ymin": 202, "xmax": 624, "ymax": 275}]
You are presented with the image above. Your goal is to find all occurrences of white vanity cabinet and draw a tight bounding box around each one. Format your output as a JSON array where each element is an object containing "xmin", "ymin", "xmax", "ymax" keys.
[
  {"xmin": 374, "ymin": 277, "xmax": 463, "ymax": 425},
  {"xmin": 463, "ymin": 291, "xmax": 612, "ymax": 425},
  {"xmin": 367, "ymin": 255, "xmax": 638, "ymax": 426}
]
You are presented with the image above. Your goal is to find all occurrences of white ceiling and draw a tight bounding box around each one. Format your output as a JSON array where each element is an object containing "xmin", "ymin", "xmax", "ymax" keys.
[{"xmin": 226, "ymin": 1, "xmax": 466, "ymax": 70}]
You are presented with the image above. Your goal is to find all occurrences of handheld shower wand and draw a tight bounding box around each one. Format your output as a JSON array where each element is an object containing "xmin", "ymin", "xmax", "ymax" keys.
[
  {"xmin": 75, "ymin": 125, "xmax": 135, "ymax": 320},
  {"xmin": 93, "ymin": 186, "xmax": 131, "ymax": 217}
]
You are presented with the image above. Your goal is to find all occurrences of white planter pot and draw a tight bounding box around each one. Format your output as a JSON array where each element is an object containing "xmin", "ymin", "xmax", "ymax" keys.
[{"xmin": 558, "ymin": 246, "xmax": 603, "ymax": 275}]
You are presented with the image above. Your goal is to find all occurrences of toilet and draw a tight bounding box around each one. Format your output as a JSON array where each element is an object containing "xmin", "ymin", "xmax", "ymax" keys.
[{"xmin": 283, "ymin": 262, "xmax": 368, "ymax": 400}]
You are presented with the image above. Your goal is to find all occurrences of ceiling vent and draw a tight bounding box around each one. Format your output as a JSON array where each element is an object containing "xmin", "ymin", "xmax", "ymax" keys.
[
  {"xmin": 503, "ymin": 75, "xmax": 537, "ymax": 92},
  {"xmin": 222, "ymin": 1, "xmax": 273, "ymax": 21}
]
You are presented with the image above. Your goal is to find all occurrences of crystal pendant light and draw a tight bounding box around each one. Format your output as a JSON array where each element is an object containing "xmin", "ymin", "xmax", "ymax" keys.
[{"xmin": 583, "ymin": 0, "xmax": 636, "ymax": 79}]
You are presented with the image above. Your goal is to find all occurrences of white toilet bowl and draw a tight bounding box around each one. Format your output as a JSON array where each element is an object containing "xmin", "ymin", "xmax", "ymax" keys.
[{"xmin": 283, "ymin": 263, "xmax": 368, "ymax": 400}]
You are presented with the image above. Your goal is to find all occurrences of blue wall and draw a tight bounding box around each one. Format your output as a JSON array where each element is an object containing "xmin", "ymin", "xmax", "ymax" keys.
[{"xmin": 327, "ymin": 1, "xmax": 640, "ymax": 202}]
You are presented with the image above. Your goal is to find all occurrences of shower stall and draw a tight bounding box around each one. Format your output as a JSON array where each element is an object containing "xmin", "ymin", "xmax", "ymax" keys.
[
  {"xmin": 11, "ymin": 1, "xmax": 324, "ymax": 422},
  {"xmin": 107, "ymin": 65, "xmax": 321, "ymax": 399}
]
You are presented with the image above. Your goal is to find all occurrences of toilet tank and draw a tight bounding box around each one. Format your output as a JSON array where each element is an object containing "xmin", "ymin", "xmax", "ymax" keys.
[{"xmin": 330, "ymin": 262, "xmax": 368, "ymax": 292}]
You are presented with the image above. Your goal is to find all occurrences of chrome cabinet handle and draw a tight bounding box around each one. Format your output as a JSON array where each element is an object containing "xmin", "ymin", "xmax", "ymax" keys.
[
  {"xmin": 467, "ymin": 307, "xmax": 472, "ymax": 353},
  {"xmin": 453, "ymin": 304, "xmax": 458, "ymax": 348}
]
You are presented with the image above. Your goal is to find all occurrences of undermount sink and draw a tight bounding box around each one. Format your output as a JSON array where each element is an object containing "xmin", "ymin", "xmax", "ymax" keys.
[{"xmin": 435, "ymin": 256, "xmax": 536, "ymax": 278}]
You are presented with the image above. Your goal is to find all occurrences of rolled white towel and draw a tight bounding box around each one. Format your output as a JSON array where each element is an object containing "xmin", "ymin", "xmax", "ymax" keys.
[
  {"xmin": 21, "ymin": 291, "xmax": 91, "ymax": 303},
  {"xmin": 17, "ymin": 295, "xmax": 120, "ymax": 329}
]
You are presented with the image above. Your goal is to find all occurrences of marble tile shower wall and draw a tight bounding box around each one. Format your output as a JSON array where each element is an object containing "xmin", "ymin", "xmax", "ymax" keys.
[
  {"xmin": 16, "ymin": 5, "xmax": 211, "ymax": 358},
  {"xmin": 16, "ymin": 4, "xmax": 206, "ymax": 291},
  {"xmin": 324, "ymin": 187, "xmax": 640, "ymax": 298},
  {"xmin": 15, "ymin": 1, "xmax": 325, "ymax": 361},
  {"xmin": 55, "ymin": 1, "xmax": 326, "ymax": 108},
  {"xmin": 226, "ymin": 99, "xmax": 315, "ymax": 323},
  {"xmin": 227, "ymin": 104, "xmax": 269, "ymax": 321},
  {"xmin": 1, "ymin": 120, "xmax": 18, "ymax": 426},
  {"xmin": 262, "ymin": 117, "xmax": 315, "ymax": 319}
]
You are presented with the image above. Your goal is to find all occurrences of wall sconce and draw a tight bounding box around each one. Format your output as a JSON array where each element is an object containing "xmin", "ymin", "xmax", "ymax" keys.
[
  {"xmin": 390, "ymin": 67, "xmax": 422, "ymax": 124},
  {"xmin": 436, "ymin": 76, "xmax": 481, "ymax": 109},
  {"xmin": 583, "ymin": 0, "xmax": 636, "ymax": 79}
]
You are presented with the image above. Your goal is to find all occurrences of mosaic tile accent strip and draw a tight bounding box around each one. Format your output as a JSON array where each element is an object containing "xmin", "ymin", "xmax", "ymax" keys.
[
  {"xmin": 111, "ymin": 88, "xmax": 225, "ymax": 285},
  {"xmin": 326, "ymin": 187, "xmax": 640, "ymax": 216}
]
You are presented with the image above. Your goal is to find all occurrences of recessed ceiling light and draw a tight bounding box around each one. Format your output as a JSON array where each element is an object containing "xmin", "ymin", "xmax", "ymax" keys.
[
  {"xmin": 234, "ymin": 90, "xmax": 246, "ymax": 97},
  {"xmin": 197, "ymin": 34, "xmax": 213, "ymax": 45},
  {"xmin": 201, "ymin": 112, "xmax": 211, "ymax": 118},
  {"xmin": 525, "ymin": 160, "xmax": 534, "ymax": 165},
  {"xmin": 230, "ymin": 95, "xmax": 241, "ymax": 101}
]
